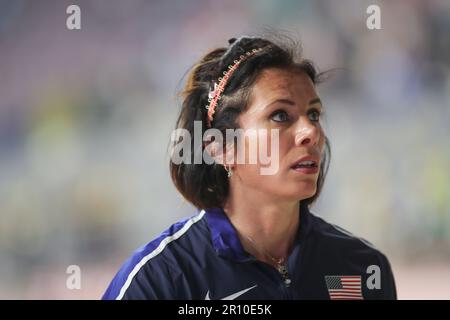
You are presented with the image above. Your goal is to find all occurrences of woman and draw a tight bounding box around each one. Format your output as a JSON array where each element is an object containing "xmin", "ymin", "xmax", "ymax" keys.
[{"xmin": 103, "ymin": 35, "xmax": 397, "ymax": 300}]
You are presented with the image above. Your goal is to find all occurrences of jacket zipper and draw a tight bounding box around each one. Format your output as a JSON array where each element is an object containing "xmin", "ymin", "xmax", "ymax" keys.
[{"xmin": 277, "ymin": 263, "xmax": 292, "ymax": 287}]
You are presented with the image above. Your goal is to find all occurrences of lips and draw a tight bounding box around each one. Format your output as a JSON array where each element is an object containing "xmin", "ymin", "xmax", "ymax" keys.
[
  {"xmin": 291, "ymin": 155, "xmax": 320, "ymax": 174},
  {"xmin": 291, "ymin": 155, "xmax": 319, "ymax": 169}
]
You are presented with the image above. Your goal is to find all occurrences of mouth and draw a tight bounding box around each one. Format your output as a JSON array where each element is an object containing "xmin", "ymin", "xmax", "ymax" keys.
[{"xmin": 290, "ymin": 156, "xmax": 320, "ymax": 174}]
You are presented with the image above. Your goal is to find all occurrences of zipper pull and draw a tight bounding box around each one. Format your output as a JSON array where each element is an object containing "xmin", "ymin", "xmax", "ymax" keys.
[{"xmin": 277, "ymin": 264, "xmax": 292, "ymax": 287}]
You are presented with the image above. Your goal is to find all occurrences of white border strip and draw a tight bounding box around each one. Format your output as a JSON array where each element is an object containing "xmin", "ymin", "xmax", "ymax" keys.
[{"xmin": 116, "ymin": 210, "xmax": 206, "ymax": 300}]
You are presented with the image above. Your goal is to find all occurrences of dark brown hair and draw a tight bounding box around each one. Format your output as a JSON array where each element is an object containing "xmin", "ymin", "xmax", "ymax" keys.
[{"xmin": 170, "ymin": 35, "xmax": 331, "ymax": 209}]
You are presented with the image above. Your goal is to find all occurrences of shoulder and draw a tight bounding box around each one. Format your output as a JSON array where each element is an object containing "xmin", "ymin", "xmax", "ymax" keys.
[
  {"xmin": 102, "ymin": 211, "xmax": 208, "ymax": 300},
  {"xmin": 307, "ymin": 211, "xmax": 397, "ymax": 299},
  {"xmin": 308, "ymin": 211, "xmax": 386, "ymax": 259}
]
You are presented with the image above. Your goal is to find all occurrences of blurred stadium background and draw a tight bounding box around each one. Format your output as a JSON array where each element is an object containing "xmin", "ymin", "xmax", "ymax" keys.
[{"xmin": 0, "ymin": 0, "xmax": 449, "ymax": 299}]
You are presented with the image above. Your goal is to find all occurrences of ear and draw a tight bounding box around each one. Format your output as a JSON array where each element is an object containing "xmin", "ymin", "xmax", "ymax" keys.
[
  {"xmin": 203, "ymin": 133, "xmax": 235, "ymax": 166},
  {"xmin": 204, "ymin": 140, "xmax": 222, "ymax": 164}
]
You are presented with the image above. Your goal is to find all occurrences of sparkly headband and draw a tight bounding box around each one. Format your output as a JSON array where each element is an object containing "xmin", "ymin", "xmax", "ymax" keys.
[{"xmin": 205, "ymin": 47, "xmax": 264, "ymax": 128}]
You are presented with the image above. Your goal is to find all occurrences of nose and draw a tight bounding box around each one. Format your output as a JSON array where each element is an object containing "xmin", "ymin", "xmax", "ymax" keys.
[{"xmin": 294, "ymin": 118, "xmax": 320, "ymax": 147}]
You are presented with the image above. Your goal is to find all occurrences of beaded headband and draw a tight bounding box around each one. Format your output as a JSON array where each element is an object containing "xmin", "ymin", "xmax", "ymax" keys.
[{"xmin": 205, "ymin": 47, "xmax": 264, "ymax": 128}]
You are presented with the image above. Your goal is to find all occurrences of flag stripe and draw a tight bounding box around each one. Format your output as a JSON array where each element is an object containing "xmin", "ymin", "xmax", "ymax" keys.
[
  {"xmin": 330, "ymin": 292, "xmax": 362, "ymax": 296},
  {"xmin": 331, "ymin": 296, "xmax": 364, "ymax": 300}
]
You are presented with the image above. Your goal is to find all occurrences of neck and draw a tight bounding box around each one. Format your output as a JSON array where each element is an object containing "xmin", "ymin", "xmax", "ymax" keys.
[{"xmin": 223, "ymin": 183, "xmax": 300, "ymax": 266}]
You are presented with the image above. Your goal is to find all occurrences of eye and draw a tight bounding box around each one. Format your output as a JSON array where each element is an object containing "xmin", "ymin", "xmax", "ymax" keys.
[
  {"xmin": 270, "ymin": 109, "xmax": 289, "ymax": 122},
  {"xmin": 308, "ymin": 108, "xmax": 321, "ymax": 122}
]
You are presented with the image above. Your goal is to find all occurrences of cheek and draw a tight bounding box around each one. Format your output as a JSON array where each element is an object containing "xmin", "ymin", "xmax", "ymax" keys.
[
  {"xmin": 235, "ymin": 132, "xmax": 318, "ymax": 200},
  {"xmin": 236, "ymin": 131, "xmax": 286, "ymax": 179},
  {"xmin": 239, "ymin": 128, "xmax": 284, "ymax": 167},
  {"xmin": 318, "ymin": 128, "xmax": 326, "ymax": 153}
]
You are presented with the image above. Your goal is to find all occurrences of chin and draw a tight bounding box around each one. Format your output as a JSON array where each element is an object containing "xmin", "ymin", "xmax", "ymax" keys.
[
  {"xmin": 279, "ymin": 186, "xmax": 316, "ymax": 201},
  {"xmin": 298, "ymin": 191, "xmax": 316, "ymax": 201},
  {"xmin": 292, "ymin": 184, "xmax": 317, "ymax": 200}
]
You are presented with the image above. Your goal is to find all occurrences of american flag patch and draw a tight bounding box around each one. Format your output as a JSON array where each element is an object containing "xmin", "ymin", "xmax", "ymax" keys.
[{"xmin": 324, "ymin": 275, "xmax": 364, "ymax": 300}]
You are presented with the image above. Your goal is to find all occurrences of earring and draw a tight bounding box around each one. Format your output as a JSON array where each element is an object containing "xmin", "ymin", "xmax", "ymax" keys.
[{"xmin": 224, "ymin": 166, "xmax": 233, "ymax": 178}]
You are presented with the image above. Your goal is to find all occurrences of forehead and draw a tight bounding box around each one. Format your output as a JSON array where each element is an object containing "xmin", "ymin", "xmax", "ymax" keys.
[{"xmin": 248, "ymin": 67, "xmax": 317, "ymax": 105}]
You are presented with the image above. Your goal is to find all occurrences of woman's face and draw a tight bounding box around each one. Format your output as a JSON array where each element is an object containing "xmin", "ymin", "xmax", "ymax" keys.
[{"xmin": 232, "ymin": 67, "xmax": 325, "ymax": 201}]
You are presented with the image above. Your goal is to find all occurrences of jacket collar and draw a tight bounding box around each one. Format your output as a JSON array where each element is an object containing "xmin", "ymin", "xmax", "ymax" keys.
[{"xmin": 203, "ymin": 202, "xmax": 313, "ymax": 262}]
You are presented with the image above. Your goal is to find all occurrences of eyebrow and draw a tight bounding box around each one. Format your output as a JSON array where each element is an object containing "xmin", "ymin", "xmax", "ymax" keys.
[{"xmin": 265, "ymin": 97, "xmax": 323, "ymax": 109}]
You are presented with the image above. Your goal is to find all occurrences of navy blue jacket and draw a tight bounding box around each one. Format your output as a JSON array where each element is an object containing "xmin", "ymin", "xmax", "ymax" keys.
[{"xmin": 103, "ymin": 204, "xmax": 396, "ymax": 300}]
